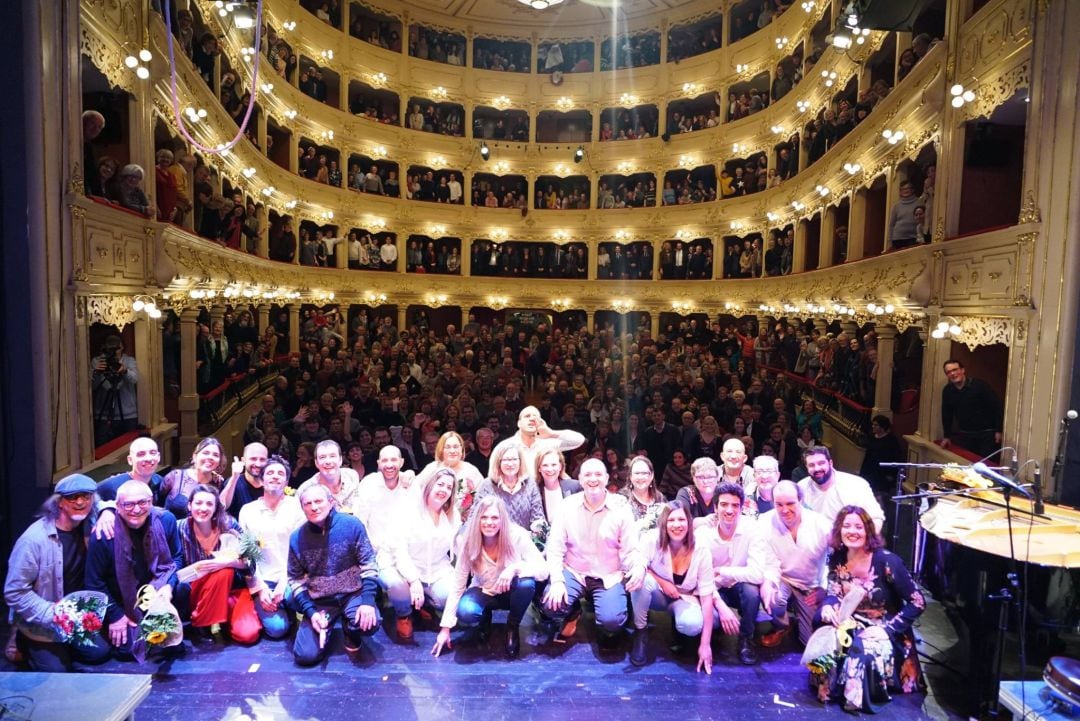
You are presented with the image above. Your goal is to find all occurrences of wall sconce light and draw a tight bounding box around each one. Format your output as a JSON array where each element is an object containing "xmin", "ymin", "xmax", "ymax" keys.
[
  {"xmin": 931, "ymin": 317, "xmax": 963, "ymax": 339},
  {"xmin": 132, "ymin": 295, "xmax": 162, "ymax": 319},
  {"xmin": 882, "ymin": 129, "xmax": 905, "ymax": 145},
  {"xmin": 843, "ymin": 162, "xmax": 862, "ymax": 174},
  {"xmin": 480, "ymin": 142, "xmax": 490, "ymax": 161},
  {"xmin": 555, "ymin": 96, "xmax": 573, "ymax": 110},
  {"xmin": 950, "ymin": 84, "xmax": 977, "ymax": 108}
]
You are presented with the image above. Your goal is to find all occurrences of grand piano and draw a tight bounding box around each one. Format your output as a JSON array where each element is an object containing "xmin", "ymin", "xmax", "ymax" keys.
[{"xmin": 902, "ymin": 436, "xmax": 1080, "ymax": 716}]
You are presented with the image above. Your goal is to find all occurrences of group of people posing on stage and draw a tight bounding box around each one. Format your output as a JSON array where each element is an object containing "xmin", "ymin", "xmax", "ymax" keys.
[{"xmin": 5, "ymin": 404, "xmax": 926, "ymax": 713}]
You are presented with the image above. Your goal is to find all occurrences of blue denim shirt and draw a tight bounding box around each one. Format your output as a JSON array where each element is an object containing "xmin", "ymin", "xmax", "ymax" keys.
[{"xmin": 3, "ymin": 517, "xmax": 67, "ymax": 641}]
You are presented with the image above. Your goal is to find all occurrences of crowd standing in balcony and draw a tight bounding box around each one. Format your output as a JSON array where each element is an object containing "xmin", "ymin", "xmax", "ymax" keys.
[
  {"xmin": 536, "ymin": 179, "xmax": 591, "ymax": 210},
  {"xmin": 537, "ymin": 41, "xmax": 595, "ymax": 73},
  {"xmin": 473, "ymin": 39, "xmax": 530, "ymax": 72},
  {"xmin": 601, "ymin": 33, "xmax": 661, "ymax": 70},
  {"xmin": 407, "ymin": 101, "xmax": 464, "ymax": 137},
  {"xmin": 666, "ymin": 18, "xmax": 724, "ymax": 62},
  {"xmin": 471, "ymin": 242, "xmax": 588, "ymax": 279}
]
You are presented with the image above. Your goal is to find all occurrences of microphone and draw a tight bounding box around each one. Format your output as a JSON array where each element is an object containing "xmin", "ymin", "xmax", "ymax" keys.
[
  {"xmin": 1033, "ymin": 463, "xmax": 1045, "ymax": 515},
  {"xmin": 972, "ymin": 462, "xmax": 1032, "ymax": 499}
]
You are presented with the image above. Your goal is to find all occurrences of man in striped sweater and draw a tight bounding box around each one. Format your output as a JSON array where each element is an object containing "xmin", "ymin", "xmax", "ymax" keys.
[{"xmin": 288, "ymin": 482, "xmax": 380, "ymax": 665}]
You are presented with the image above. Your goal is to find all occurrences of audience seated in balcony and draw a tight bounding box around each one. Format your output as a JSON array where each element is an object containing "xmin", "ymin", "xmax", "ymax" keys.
[
  {"xmin": 536, "ymin": 179, "xmax": 590, "ymax": 210},
  {"xmin": 601, "ymin": 33, "xmax": 661, "ymax": 70},
  {"xmin": 301, "ymin": 0, "xmax": 341, "ymax": 27},
  {"xmin": 600, "ymin": 108, "xmax": 658, "ymax": 141},
  {"xmin": 728, "ymin": 88, "xmax": 770, "ymax": 121},
  {"xmin": 472, "ymin": 176, "xmax": 528, "ymax": 209},
  {"xmin": 409, "ymin": 26, "xmax": 465, "ymax": 66},
  {"xmin": 473, "ymin": 39, "xmax": 530, "ymax": 72},
  {"xmin": 406, "ymin": 101, "xmax": 463, "ymax": 137},
  {"xmin": 597, "ymin": 177, "xmax": 656, "ymax": 209},
  {"xmin": 349, "ymin": 11, "xmax": 402, "ymax": 52},
  {"xmin": 666, "ymin": 18, "xmax": 723, "ymax": 62}
]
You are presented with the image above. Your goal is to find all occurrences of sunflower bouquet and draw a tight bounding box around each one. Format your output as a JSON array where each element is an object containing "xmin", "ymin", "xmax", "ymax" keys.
[
  {"xmin": 530, "ymin": 518, "xmax": 551, "ymax": 552},
  {"xmin": 133, "ymin": 584, "xmax": 183, "ymax": 662}
]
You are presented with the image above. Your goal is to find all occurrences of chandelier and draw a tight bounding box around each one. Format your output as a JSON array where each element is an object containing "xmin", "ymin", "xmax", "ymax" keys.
[{"xmin": 518, "ymin": 0, "xmax": 563, "ymax": 9}]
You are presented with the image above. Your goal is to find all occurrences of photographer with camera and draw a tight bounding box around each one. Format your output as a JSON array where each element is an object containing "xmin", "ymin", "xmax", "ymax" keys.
[{"xmin": 91, "ymin": 335, "xmax": 138, "ymax": 446}]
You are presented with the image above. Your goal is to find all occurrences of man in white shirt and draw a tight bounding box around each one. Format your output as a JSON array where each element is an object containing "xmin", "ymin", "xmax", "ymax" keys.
[
  {"xmin": 798, "ymin": 445, "xmax": 885, "ymax": 530},
  {"xmin": 447, "ymin": 173, "xmax": 462, "ymax": 204},
  {"xmin": 757, "ymin": 481, "xmax": 831, "ymax": 646},
  {"xmin": 238, "ymin": 456, "xmax": 305, "ymax": 639},
  {"xmin": 354, "ymin": 446, "xmax": 418, "ymax": 640},
  {"xmin": 493, "ymin": 405, "xmax": 585, "ymax": 479},
  {"xmin": 379, "ymin": 237, "xmax": 398, "ymax": 270},
  {"xmin": 544, "ymin": 459, "xmax": 644, "ymax": 647},
  {"xmin": 696, "ymin": 482, "xmax": 777, "ymax": 665}
]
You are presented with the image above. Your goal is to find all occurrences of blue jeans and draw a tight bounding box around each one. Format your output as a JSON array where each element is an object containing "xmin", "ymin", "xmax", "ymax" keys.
[
  {"xmin": 253, "ymin": 580, "xmax": 293, "ymax": 640},
  {"xmin": 551, "ymin": 571, "xmax": 629, "ymax": 634},
  {"xmin": 715, "ymin": 582, "xmax": 761, "ymax": 639},
  {"xmin": 292, "ymin": 592, "xmax": 381, "ymax": 667},
  {"xmin": 457, "ymin": 577, "xmax": 536, "ymax": 627}
]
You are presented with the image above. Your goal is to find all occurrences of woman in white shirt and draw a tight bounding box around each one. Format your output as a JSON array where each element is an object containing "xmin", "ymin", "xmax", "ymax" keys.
[
  {"xmin": 431, "ymin": 495, "xmax": 547, "ymax": 659},
  {"xmin": 414, "ymin": 431, "xmax": 485, "ymax": 520},
  {"xmin": 391, "ymin": 468, "xmax": 461, "ymax": 620},
  {"xmin": 629, "ymin": 500, "xmax": 715, "ymax": 672}
]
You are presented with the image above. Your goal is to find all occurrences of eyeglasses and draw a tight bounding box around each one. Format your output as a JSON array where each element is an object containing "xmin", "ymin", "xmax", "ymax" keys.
[{"xmin": 117, "ymin": 499, "xmax": 152, "ymax": 511}]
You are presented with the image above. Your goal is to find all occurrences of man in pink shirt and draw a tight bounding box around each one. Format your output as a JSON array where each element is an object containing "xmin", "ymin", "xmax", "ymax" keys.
[{"xmin": 544, "ymin": 458, "xmax": 645, "ymax": 648}]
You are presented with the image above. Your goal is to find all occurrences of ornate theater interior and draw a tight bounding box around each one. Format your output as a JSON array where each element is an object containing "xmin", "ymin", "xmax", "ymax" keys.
[{"xmin": 1, "ymin": 0, "xmax": 1079, "ymax": 717}]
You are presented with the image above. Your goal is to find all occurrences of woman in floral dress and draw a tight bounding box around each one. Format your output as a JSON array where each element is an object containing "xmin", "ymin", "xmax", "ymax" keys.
[{"xmin": 813, "ymin": 505, "xmax": 925, "ymax": 712}]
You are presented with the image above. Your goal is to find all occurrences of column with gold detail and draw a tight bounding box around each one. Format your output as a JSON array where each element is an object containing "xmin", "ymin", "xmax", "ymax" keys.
[
  {"xmin": 288, "ymin": 304, "xmax": 300, "ymax": 354},
  {"xmin": 819, "ymin": 204, "xmax": 837, "ymax": 269},
  {"xmin": 871, "ymin": 324, "xmax": 897, "ymax": 419},
  {"xmin": 178, "ymin": 308, "xmax": 202, "ymax": 459}
]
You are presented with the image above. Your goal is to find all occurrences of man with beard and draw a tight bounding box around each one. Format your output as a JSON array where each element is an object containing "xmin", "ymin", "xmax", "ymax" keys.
[
  {"xmin": 239, "ymin": 456, "xmax": 306, "ymax": 640},
  {"xmin": 5, "ymin": 475, "xmax": 112, "ymax": 670},
  {"xmin": 797, "ymin": 445, "xmax": 884, "ymax": 529},
  {"xmin": 221, "ymin": 442, "xmax": 269, "ymax": 518},
  {"xmin": 695, "ymin": 482, "xmax": 774, "ymax": 665},
  {"xmin": 355, "ymin": 445, "xmax": 420, "ymax": 641},
  {"xmin": 85, "ymin": 481, "xmax": 184, "ymax": 659}
]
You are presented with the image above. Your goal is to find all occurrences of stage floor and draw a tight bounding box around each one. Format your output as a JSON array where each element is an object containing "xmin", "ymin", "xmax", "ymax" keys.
[{"xmin": 2, "ymin": 600, "xmax": 968, "ymax": 721}]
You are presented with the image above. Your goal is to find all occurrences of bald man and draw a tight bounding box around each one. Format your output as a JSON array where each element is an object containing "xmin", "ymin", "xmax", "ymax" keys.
[
  {"xmin": 492, "ymin": 405, "xmax": 586, "ymax": 477},
  {"xmin": 756, "ymin": 481, "xmax": 831, "ymax": 646},
  {"xmin": 221, "ymin": 442, "xmax": 269, "ymax": 517},
  {"xmin": 354, "ymin": 445, "xmax": 419, "ymax": 641},
  {"xmin": 720, "ymin": 437, "xmax": 756, "ymax": 497}
]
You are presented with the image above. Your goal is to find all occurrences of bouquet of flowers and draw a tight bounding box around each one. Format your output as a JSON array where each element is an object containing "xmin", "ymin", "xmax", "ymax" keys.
[
  {"xmin": 52, "ymin": 590, "xmax": 108, "ymax": 646},
  {"xmin": 530, "ymin": 518, "xmax": 551, "ymax": 552},
  {"xmin": 636, "ymin": 503, "xmax": 664, "ymax": 534},
  {"xmin": 134, "ymin": 584, "xmax": 183, "ymax": 663},
  {"xmin": 455, "ymin": 474, "xmax": 476, "ymax": 521}
]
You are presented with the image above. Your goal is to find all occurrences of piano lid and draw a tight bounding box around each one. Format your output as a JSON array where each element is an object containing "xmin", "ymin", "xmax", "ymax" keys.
[{"xmin": 921, "ymin": 494, "xmax": 1080, "ymax": 567}]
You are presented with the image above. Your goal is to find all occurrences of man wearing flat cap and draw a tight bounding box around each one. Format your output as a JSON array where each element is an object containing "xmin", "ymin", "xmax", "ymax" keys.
[{"xmin": 4, "ymin": 474, "xmax": 112, "ymax": 670}]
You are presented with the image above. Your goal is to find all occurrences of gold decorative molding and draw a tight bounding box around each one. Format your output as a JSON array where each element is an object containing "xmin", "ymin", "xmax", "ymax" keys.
[
  {"xmin": 960, "ymin": 60, "xmax": 1030, "ymax": 122},
  {"xmin": 1018, "ymin": 190, "xmax": 1041, "ymax": 224},
  {"xmin": 956, "ymin": 0, "xmax": 1034, "ymax": 80},
  {"xmin": 84, "ymin": 295, "xmax": 137, "ymax": 330},
  {"xmin": 951, "ymin": 316, "xmax": 1014, "ymax": 351}
]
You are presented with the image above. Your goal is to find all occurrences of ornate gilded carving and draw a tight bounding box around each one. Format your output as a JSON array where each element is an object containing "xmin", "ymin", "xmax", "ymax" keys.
[
  {"xmin": 961, "ymin": 60, "xmax": 1030, "ymax": 122},
  {"xmin": 951, "ymin": 316, "xmax": 1014, "ymax": 352},
  {"xmin": 1018, "ymin": 190, "xmax": 1041, "ymax": 224},
  {"xmin": 78, "ymin": 25, "xmax": 134, "ymax": 94},
  {"xmin": 84, "ymin": 295, "xmax": 137, "ymax": 331}
]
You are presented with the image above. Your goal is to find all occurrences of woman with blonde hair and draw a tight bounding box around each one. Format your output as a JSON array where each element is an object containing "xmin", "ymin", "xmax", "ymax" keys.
[
  {"xmin": 475, "ymin": 442, "xmax": 544, "ymax": 531},
  {"xmin": 431, "ymin": 495, "xmax": 547, "ymax": 659},
  {"xmin": 414, "ymin": 431, "xmax": 485, "ymax": 519}
]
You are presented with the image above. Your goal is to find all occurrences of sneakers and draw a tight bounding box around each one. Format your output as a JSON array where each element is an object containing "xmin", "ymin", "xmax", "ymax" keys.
[
  {"xmin": 759, "ymin": 622, "xmax": 791, "ymax": 648},
  {"xmin": 396, "ymin": 615, "xmax": 414, "ymax": 641},
  {"xmin": 737, "ymin": 636, "xmax": 759, "ymax": 665}
]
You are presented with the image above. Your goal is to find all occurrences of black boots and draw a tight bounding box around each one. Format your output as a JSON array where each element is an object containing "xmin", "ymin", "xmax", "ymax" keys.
[
  {"xmin": 737, "ymin": 635, "xmax": 759, "ymax": 665},
  {"xmin": 630, "ymin": 627, "xmax": 649, "ymax": 666},
  {"xmin": 505, "ymin": 624, "xmax": 520, "ymax": 658}
]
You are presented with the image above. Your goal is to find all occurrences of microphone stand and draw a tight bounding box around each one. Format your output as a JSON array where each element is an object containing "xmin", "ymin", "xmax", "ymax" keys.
[{"xmin": 1049, "ymin": 413, "xmax": 1074, "ymax": 503}]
